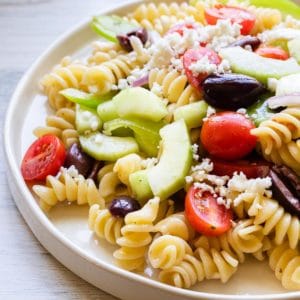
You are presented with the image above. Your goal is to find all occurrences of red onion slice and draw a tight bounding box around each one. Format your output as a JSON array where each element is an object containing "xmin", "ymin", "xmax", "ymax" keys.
[
  {"xmin": 131, "ymin": 74, "xmax": 149, "ymax": 87},
  {"xmin": 267, "ymin": 93, "xmax": 300, "ymax": 109}
]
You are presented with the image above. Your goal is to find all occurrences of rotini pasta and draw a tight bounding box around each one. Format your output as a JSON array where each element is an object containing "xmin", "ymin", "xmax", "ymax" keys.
[
  {"xmin": 40, "ymin": 57, "xmax": 88, "ymax": 110},
  {"xmin": 148, "ymin": 235, "xmax": 193, "ymax": 269},
  {"xmin": 113, "ymin": 197, "xmax": 159, "ymax": 270},
  {"xmin": 33, "ymin": 107, "xmax": 78, "ymax": 148},
  {"xmin": 89, "ymin": 204, "xmax": 124, "ymax": 244},
  {"xmin": 268, "ymin": 242, "xmax": 300, "ymax": 290},
  {"xmin": 32, "ymin": 167, "xmax": 105, "ymax": 211}
]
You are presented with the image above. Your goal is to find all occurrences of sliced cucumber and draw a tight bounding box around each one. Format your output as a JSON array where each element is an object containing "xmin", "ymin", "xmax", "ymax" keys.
[
  {"xmin": 76, "ymin": 104, "xmax": 102, "ymax": 134},
  {"xmin": 112, "ymin": 87, "xmax": 168, "ymax": 122},
  {"xmin": 91, "ymin": 15, "xmax": 138, "ymax": 43},
  {"xmin": 174, "ymin": 101, "xmax": 208, "ymax": 129},
  {"xmin": 103, "ymin": 118, "xmax": 164, "ymax": 156},
  {"xmin": 79, "ymin": 132, "xmax": 139, "ymax": 161},
  {"xmin": 129, "ymin": 169, "xmax": 153, "ymax": 204},
  {"xmin": 288, "ymin": 39, "xmax": 300, "ymax": 64},
  {"xmin": 220, "ymin": 47, "xmax": 300, "ymax": 84},
  {"xmin": 60, "ymin": 88, "xmax": 115, "ymax": 109},
  {"xmin": 97, "ymin": 101, "xmax": 118, "ymax": 122},
  {"xmin": 147, "ymin": 120, "xmax": 192, "ymax": 200}
]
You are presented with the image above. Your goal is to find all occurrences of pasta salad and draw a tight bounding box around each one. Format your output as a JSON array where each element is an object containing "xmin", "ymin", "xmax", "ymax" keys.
[{"xmin": 20, "ymin": 0, "xmax": 300, "ymax": 292}]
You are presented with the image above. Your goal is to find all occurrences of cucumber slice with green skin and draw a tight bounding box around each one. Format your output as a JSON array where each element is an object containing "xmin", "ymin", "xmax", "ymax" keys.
[
  {"xmin": 112, "ymin": 87, "xmax": 168, "ymax": 122},
  {"xmin": 219, "ymin": 47, "xmax": 300, "ymax": 84},
  {"xmin": 60, "ymin": 88, "xmax": 115, "ymax": 109},
  {"xmin": 275, "ymin": 73, "xmax": 300, "ymax": 96},
  {"xmin": 129, "ymin": 169, "xmax": 153, "ymax": 204},
  {"xmin": 79, "ymin": 132, "xmax": 139, "ymax": 161},
  {"xmin": 103, "ymin": 118, "xmax": 164, "ymax": 156},
  {"xmin": 147, "ymin": 120, "xmax": 193, "ymax": 201},
  {"xmin": 174, "ymin": 101, "xmax": 208, "ymax": 129},
  {"xmin": 97, "ymin": 101, "xmax": 118, "ymax": 122},
  {"xmin": 288, "ymin": 39, "xmax": 300, "ymax": 64},
  {"xmin": 91, "ymin": 15, "xmax": 138, "ymax": 43},
  {"xmin": 247, "ymin": 94, "xmax": 275, "ymax": 126},
  {"xmin": 76, "ymin": 104, "xmax": 102, "ymax": 134}
]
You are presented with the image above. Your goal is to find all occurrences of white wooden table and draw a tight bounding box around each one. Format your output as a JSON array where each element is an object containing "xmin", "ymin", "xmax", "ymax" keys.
[{"xmin": 0, "ymin": 1, "xmax": 126, "ymax": 298}]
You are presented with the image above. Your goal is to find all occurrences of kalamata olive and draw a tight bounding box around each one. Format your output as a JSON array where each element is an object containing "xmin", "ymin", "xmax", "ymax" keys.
[
  {"xmin": 270, "ymin": 166, "xmax": 300, "ymax": 217},
  {"xmin": 202, "ymin": 73, "xmax": 266, "ymax": 109},
  {"xmin": 88, "ymin": 161, "xmax": 103, "ymax": 183},
  {"xmin": 229, "ymin": 36, "xmax": 261, "ymax": 51},
  {"xmin": 64, "ymin": 143, "xmax": 94, "ymax": 177},
  {"xmin": 109, "ymin": 196, "xmax": 141, "ymax": 217},
  {"xmin": 117, "ymin": 28, "xmax": 148, "ymax": 52}
]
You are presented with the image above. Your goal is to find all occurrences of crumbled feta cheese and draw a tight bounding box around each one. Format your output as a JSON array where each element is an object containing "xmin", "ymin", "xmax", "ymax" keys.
[
  {"xmin": 189, "ymin": 55, "xmax": 218, "ymax": 76},
  {"xmin": 192, "ymin": 158, "xmax": 214, "ymax": 173},
  {"xmin": 185, "ymin": 175, "xmax": 193, "ymax": 184},
  {"xmin": 268, "ymin": 78, "xmax": 278, "ymax": 93},
  {"xmin": 236, "ymin": 108, "xmax": 247, "ymax": 115},
  {"xmin": 206, "ymin": 106, "xmax": 216, "ymax": 118},
  {"xmin": 117, "ymin": 79, "xmax": 129, "ymax": 90},
  {"xmin": 194, "ymin": 182, "xmax": 215, "ymax": 194},
  {"xmin": 151, "ymin": 82, "xmax": 163, "ymax": 96},
  {"xmin": 141, "ymin": 157, "xmax": 158, "ymax": 169}
]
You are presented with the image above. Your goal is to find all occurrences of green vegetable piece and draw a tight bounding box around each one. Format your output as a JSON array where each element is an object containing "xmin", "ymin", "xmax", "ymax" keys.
[
  {"xmin": 91, "ymin": 15, "xmax": 138, "ymax": 43},
  {"xmin": 247, "ymin": 94, "xmax": 275, "ymax": 126},
  {"xmin": 288, "ymin": 39, "xmax": 300, "ymax": 64},
  {"xmin": 147, "ymin": 120, "xmax": 192, "ymax": 201},
  {"xmin": 60, "ymin": 88, "xmax": 115, "ymax": 109},
  {"xmin": 112, "ymin": 87, "xmax": 168, "ymax": 122},
  {"xmin": 79, "ymin": 132, "xmax": 139, "ymax": 161},
  {"xmin": 276, "ymin": 73, "xmax": 300, "ymax": 96},
  {"xmin": 174, "ymin": 101, "xmax": 208, "ymax": 129},
  {"xmin": 76, "ymin": 104, "xmax": 102, "ymax": 134},
  {"xmin": 219, "ymin": 47, "xmax": 300, "ymax": 84},
  {"xmin": 129, "ymin": 169, "xmax": 153, "ymax": 204},
  {"xmin": 103, "ymin": 118, "xmax": 164, "ymax": 156},
  {"xmin": 97, "ymin": 101, "xmax": 119, "ymax": 122}
]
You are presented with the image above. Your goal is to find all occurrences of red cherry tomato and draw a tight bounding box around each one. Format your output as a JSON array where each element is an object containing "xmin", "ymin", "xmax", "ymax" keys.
[
  {"xmin": 21, "ymin": 135, "xmax": 66, "ymax": 181},
  {"xmin": 204, "ymin": 5, "xmax": 256, "ymax": 35},
  {"xmin": 211, "ymin": 158, "xmax": 270, "ymax": 178},
  {"xmin": 255, "ymin": 47, "xmax": 289, "ymax": 60},
  {"xmin": 201, "ymin": 112, "xmax": 257, "ymax": 161},
  {"xmin": 185, "ymin": 185, "xmax": 232, "ymax": 236},
  {"xmin": 183, "ymin": 47, "xmax": 221, "ymax": 89},
  {"xmin": 166, "ymin": 22, "xmax": 197, "ymax": 36}
]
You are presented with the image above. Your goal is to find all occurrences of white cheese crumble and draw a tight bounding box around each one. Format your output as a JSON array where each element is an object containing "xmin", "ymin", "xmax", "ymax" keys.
[
  {"xmin": 191, "ymin": 158, "xmax": 214, "ymax": 173},
  {"xmin": 267, "ymin": 78, "xmax": 278, "ymax": 93},
  {"xmin": 236, "ymin": 108, "xmax": 247, "ymax": 115},
  {"xmin": 189, "ymin": 55, "xmax": 219, "ymax": 76},
  {"xmin": 151, "ymin": 82, "xmax": 163, "ymax": 96},
  {"xmin": 192, "ymin": 143, "xmax": 199, "ymax": 161},
  {"xmin": 206, "ymin": 106, "xmax": 216, "ymax": 118},
  {"xmin": 141, "ymin": 157, "xmax": 158, "ymax": 169}
]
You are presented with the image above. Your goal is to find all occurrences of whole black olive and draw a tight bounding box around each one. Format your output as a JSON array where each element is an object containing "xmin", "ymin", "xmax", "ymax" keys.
[
  {"xmin": 109, "ymin": 196, "xmax": 141, "ymax": 217},
  {"xmin": 202, "ymin": 73, "xmax": 266, "ymax": 110},
  {"xmin": 88, "ymin": 161, "xmax": 103, "ymax": 183},
  {"xmin": 64, "ymin": 143, "xmax": 94, "ymax": 177},
  {"xmin": 117, "ymin": 28, "xmax": 148, "ymax": 52},
  {"xmin": 229, "ymin": 36, "xmax": 261, "ymax": 51}
]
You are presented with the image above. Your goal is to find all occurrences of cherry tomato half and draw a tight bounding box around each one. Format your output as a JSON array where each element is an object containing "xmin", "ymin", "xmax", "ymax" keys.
[
  {"xmin": 211, "ymin": 158, "xmax": 270, "ymax": 178},
  {"xmin": 255, "ymin": 46, "xmax": 290, "ymax": 60},
  {"xmin": 166, "ymin": 22, "xmax": 197, "ymax": 36},
  {"xmin": 183, "ymin": 47, "xmax": 221, "ymax": 89},
  {"xmin": 185, "ymin": 185, "xmax": 232, "ymax": 236},
  {"xmin": 21, "ymin": 135, "xmax": 66, "ymax": 181},
  {"xmin": 204, "ymin": 5, "xmax": 256, "ymax": 35},
  {"xmin": 200, "ymin": 112, "xmax": 257, "ymax": 161}
]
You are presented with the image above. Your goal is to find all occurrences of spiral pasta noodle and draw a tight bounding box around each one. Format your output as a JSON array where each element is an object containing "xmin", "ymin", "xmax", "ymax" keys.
[
  {"xmin": 32, "ymin": 167, "xmax": 105, "ymax": 211},
  {"xmin": 154, "ymin": 212, "xmax": 195, "ymax": 241},
  {"xmin": 89, "ymin": 204, "xmax": 124, "ymax": 245},
  {"xmin": 130, "ymin": 2, "xmax": 204, "ymax": 25},
  {"xmin": 82, "ymin": 53, "xmax": 142, "ymax": 95},
  {"xmin": 113, "ymin": 197, "xmax": 160, "ymax": 270},
  {"xmin": 149, "ymin": 69, "xmax": 199, "ymax": 107},
  {"xmin": 40, "ymin": 57, "xmax": 88, "ymax": 110},
  {"xmin": 33, "ymin": 107, "xmax": 78, "ymax": 148},
  {"xmin": 232, "ymin": 192, "xmax": 300, "ymax": 250},
  {"xmin": 97, "ymin": 164, "xmax": 129, "ymax": 202},
  {"xmin": 268, "ymin": 242, "xmax": 300, "ymax": 290},
  {"xmin": 251, "ymin": 108, "xmax": 300, "ymax": 155},
  {"xmin": 148, "ymin": 235, "xmax": 193, "ymax": 270}
]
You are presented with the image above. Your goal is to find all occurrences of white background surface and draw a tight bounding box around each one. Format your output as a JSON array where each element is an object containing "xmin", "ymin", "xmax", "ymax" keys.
[{"xmin": 0, "ymin": 0, "xmax": 124, "ymax": 298}]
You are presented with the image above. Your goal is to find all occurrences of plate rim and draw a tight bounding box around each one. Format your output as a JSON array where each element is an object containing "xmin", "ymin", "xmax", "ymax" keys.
[{"xmin": 3, "ymin": 0, "xmax": 300, "ymax": 299}]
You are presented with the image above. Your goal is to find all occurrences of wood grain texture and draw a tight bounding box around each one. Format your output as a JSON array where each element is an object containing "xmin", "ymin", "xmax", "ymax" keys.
[{"xmin": 0, "ymin": 1, "xmax": 125, "ymax": 298}]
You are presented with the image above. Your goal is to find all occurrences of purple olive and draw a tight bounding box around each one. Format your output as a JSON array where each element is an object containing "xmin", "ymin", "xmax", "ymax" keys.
[
  {"xmin": 109, "ymin": 196, "xmax": 141, "ymax": 217},
  {"xmin": 117, "ymin": 28, "xmax": 148, "ymax": 52},
  {"xmin": 202, "ymin": 73, "xmax": 266, "ymax": 109},
  {"xmin": 88, "ymin": 161, "xmax": 103, "ymax": 183},
  {"xmin": 64, "ymin": 143, "xmax": 94, "ymax": 177},
  {"xmin": 229, "ymin": 36, "xmax": 261, "ymax": 51}
]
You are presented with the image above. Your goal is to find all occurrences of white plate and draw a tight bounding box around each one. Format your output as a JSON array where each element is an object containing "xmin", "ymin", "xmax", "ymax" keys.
[{"xmin": 4, "ymin": 1, "xmax": 300, "ymax": 299}]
